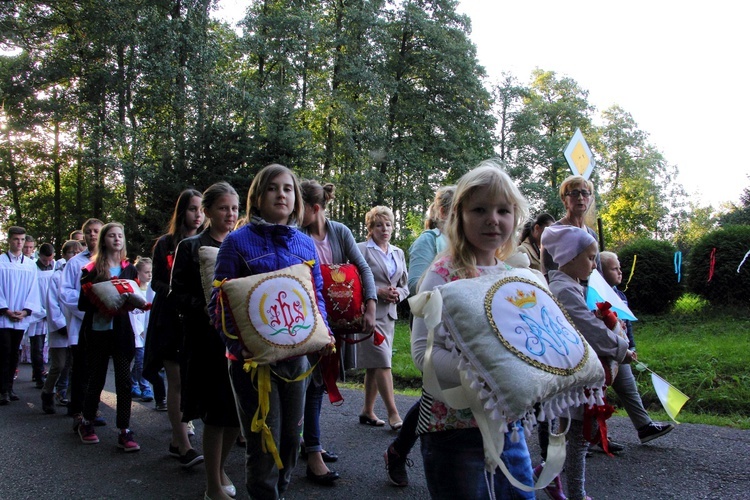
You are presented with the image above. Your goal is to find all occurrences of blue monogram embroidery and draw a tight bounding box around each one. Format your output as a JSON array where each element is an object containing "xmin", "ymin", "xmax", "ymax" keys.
[{"xmin": 515, "ymin": 306, "xmax": 580, "ymax": 356}]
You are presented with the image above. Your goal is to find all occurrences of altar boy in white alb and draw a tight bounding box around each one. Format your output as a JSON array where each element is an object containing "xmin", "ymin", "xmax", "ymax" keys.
[{"xmin": 0, "ymin": 226, "xmax": 42, "ymax": 405}]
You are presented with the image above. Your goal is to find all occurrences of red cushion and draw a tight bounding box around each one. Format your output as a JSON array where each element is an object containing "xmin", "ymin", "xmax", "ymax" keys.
[{"xmin": 320, "ymin": 263, "xmax": 364, "ymax": 335}]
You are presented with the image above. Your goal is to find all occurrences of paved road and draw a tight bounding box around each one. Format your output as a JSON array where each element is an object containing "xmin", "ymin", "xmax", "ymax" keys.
[{"xmin": 1, "ymin": 363, "xmax": 749, "ymax": 499}]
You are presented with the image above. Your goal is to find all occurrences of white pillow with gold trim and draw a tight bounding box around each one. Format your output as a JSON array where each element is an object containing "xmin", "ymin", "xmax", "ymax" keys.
[
  {"xmin": 414, "ymin": 268, "xmax": 605, "ymax": 425},
  {"xmin": 216, "ymin": 262, "xmax": 331, "ymax": 365}
]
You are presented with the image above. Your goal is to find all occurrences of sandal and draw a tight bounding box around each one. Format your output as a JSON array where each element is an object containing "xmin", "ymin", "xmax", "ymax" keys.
[{"xmin": 359, "ymin": 415, "xmax": 385, "ymax": 426}]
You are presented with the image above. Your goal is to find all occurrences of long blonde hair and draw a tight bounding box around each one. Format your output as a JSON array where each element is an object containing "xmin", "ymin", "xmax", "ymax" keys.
[{"xmin": 444, "ymin": 161, "xmax": 528, "ymax": 279}]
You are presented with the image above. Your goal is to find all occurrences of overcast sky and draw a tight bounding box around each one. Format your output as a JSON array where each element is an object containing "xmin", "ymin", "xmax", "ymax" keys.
[{"xmin": 214, "ymin": 0, "xmax": 749, "ymax": 208}]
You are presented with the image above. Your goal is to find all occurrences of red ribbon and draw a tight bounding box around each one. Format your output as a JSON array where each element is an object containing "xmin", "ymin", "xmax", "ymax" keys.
[
  {"xmin": 583, "ymin": 394, "xmax": 616, "ymax": 455},
  {"xmin": 708, "ymin": 247, "xmax": 717, "ymax": 282},
  {"xmin": 319, "ymin": 351, "xmax": 343, "ymax": 405},
  {"xmin": 337, "ymin": 330, "xmax": 385, "ymax": 346}
]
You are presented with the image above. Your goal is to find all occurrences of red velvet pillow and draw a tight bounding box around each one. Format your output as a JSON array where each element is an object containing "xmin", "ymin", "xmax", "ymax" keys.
[{"xmin": 320, "ymin": 263, "xmax": 364, "ymax": 335}]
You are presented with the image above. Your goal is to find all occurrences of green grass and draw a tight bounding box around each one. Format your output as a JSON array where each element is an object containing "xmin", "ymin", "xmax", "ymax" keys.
[
  {"xmin": 672, "ymin": 293, "xmax": 710, "ymax": 315},
  {"xmin": 342, "ymin": 301, "xmax": 750, "ymax": 429},
  {"xmin": 619, "ymin": 309, "xmax": 750, "ymax": 427}
]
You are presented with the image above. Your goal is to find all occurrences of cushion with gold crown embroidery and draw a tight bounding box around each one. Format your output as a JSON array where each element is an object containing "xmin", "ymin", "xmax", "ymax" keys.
[
  {"xmin": 416, "ymin": 269, "xmax": 606, "ymax": 426},
  {"xmin": 216, "ymin": 263, "xmax": 332, "ymax": 365},
  {"xmin": 320, "ymin": 263, "xmax": 364, "ymax": 335}
]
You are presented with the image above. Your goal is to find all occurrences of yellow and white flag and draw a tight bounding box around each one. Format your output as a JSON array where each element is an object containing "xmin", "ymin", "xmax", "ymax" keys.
[{"xmin": 651, "ymin": 372, "xmax": 689, "ymax": 423}]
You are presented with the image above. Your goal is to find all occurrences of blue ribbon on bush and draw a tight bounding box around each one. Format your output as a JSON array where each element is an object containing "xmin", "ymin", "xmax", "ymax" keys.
[{"xmin": 674, "ymin": 251, "xmax": 682, "ymax": 283}]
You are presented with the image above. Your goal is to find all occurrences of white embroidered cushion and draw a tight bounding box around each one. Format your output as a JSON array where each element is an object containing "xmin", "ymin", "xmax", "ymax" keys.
[
  {"xmin": 83, "ymin": 279, "xmax": 150, "ymax": 316},
  {"xmin": 198, "ymin": 246, "xmax": 219, "ymax": 305},
  {"xmin": 216, "ymin": 263, "xmax": 332, "ymax": 365},
  {"xmin": 414, "ymin": 268, "xmax": 605, "ymax": 426}
]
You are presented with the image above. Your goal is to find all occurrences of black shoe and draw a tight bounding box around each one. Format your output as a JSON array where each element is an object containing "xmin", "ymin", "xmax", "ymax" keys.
[
  {"xmin": 591, "ymin": 438, "xmax": 625, "ymax": 453},
  {"xmin": 306, "ymin": 466, "xmax": 340, "ymax": 485},
  {"xmin": 384, "ymin": 444, "xmax": 412, "ymax": 487},
  {"xmin": 300, "ymin": 447, "xmax": 339, "ymax": 463},
  {"xmin": 41, "ymin": 392, "xmax": 56, "ymax": 414},
  {"xmin": 9, "ymin": 391, "xmax": 19, "ymax": 401},
  {"xmin": 179, "ymin": 449, "xmax": 205, "ymax": 469},
  {"xmin": 638, "ymin": 422, "xmax": 675, "ymax": 443},
  {"xmin": 0, "ymin": 393, "xmax": 9, "ymax": 406}
]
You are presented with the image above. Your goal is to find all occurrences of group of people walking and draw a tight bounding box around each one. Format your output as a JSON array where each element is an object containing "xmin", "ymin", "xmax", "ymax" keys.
[{"xmin": 1, "ymin": 159, "xmax": 674, "ymax": 499}]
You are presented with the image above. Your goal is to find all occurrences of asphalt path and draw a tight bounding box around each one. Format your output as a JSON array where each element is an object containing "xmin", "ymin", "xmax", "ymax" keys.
[{"xmin": 1, "ymin": 363, "xmax": 749, "ymax": 499}]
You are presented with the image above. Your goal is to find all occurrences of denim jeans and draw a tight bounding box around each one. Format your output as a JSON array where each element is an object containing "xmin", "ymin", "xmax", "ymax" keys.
[
  {"xmin": 420, "ymin": 426, "xmax": 535, "ymax": 500},
  {"xmin": 303, "ymin": 376, "xmax": 325, "ymax": 452},
  {"xmin": 230, "ymin": 356, "xmax": 309, "ymax": 500},
  {"xmin": 130, "ymin": 347, "xmax": 150, "ymax": 392}
]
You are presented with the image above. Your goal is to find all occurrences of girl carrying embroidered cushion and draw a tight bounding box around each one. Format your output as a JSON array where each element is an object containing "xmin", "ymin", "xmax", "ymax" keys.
[
  {"xmin": 209, "ymin": 164, "xmax": 335, "ymax": 500},
  {"xmin": 77, "ymin": 222, "xmax": 142, "ymax": 452},
  {"xmin": 410, "ymin": 161, "xmax": 536, "ymax": 499}
]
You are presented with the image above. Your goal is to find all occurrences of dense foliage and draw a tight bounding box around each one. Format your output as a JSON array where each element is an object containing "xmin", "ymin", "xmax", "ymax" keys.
[
  {"xmin": 618, "ymin": 238, "xmax": 683, "ymax": 314},
  {"xmin": 2, "ymin": 0, "xmax": 741, "ymax": 256},
  {"xmin": 686, "ymin": 225, "xmax": 750, "ymax": 306}
]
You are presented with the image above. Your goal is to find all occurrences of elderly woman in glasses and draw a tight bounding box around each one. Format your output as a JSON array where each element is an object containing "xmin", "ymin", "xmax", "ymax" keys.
[{"xmin": 541, "ymin": 175, "xmax": 601, "ymax": 276}]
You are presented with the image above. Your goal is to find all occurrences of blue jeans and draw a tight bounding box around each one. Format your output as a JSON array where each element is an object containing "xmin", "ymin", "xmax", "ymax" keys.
[
  {"xmin": 130, "ymin": 347, "xmax": 150, "ymax": 392},
  {"xmin": 303, "ymin": 376, "xmax": 324, "ymax": 452},
  {"xmin": 420, "ymin": 426, "xmax": 534, "ymax": 500},
  {"xmin": 230, "ymin": 357, "xmax": 309, "ymax": 500}
]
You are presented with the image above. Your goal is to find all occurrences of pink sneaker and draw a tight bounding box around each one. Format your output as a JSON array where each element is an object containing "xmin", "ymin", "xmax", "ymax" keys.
[
  {"xmin": 533, "ymin": 463, "xmax": 567, "ymax": 500},
  {"xmin": 117, "ymin": 429, "xmax": 141, "ymax": 452},
  {"xmin": 78, "ymin": 420, "xmax": 99, "ymax": 444}
]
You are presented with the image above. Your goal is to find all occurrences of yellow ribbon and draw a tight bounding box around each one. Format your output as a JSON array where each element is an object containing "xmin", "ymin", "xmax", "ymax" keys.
[
  {"xmin": 214, "ymin": 278, "xmax": 238, "ymax": 340},
  {"xmin": 245, "ymin": 363, "xmax": 283, "ymax": 469},
  {"xmin": 623, "ymin": 255, "xmax": 637, "ymax": 292},
  {"xmin": 241, "ymin": 356, "xmax": 321, "ymax": 470}
]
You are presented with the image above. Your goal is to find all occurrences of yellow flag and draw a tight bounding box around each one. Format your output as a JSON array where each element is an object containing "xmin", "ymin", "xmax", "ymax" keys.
[{"xmin": 651, "ymin": 372, "xmax": 689, "ymax": 423}]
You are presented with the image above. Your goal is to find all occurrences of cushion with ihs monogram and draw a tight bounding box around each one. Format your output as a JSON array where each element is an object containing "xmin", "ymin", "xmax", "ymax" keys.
[
  {"xmin": 215, "ymin": 262, "xmax": 332, "ymax": 365},
  {"xmin": 320, "ymin": 263, "xmax": 364, "ymax": 335}
]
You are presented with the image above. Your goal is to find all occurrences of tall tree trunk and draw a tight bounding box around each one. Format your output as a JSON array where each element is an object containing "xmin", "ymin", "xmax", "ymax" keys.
[
  {"xmin": 53, "ymin": 113, "xmax": 63, "ymax": 247},
  {"xmin": 4, "ymin": 130, "xmax": 24, "ymax": 226}
]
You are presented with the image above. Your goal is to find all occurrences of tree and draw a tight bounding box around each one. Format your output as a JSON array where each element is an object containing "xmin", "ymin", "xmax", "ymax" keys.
[
  {"xmin": 595, "ymin": 106, "xmax": 687, "ymax": 248},
  {"xmin": 719, "ymin": 179, "xmax": 750, "ymax": 226},
  {"xmin": 509, "ymin": 69, "xmax": 595, "ymax": 215}
]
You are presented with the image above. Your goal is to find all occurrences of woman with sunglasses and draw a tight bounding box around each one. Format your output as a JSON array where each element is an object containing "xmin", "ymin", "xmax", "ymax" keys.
[{"xmin": 541, "ymin": 175, "xmax": 601, "ymax": 276}]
